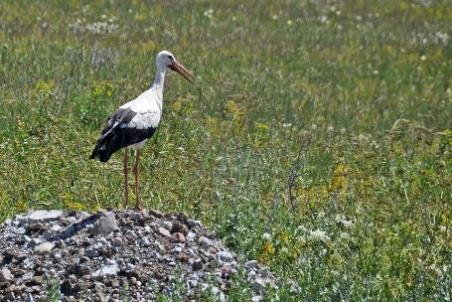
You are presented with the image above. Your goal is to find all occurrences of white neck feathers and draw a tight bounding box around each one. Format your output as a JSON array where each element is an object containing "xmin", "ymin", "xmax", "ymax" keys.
[{"xmin": 148, "ymin": 64, "xmax": 167, "ymax": 113}]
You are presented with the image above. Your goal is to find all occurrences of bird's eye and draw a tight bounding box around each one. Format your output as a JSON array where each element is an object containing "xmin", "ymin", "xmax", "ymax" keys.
[{"xmin": 168, "ymin": 55, "xmax": 174, "ymax": 60}]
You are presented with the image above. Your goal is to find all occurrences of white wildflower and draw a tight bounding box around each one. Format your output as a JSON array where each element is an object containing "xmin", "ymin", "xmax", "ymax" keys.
[
  {"xmin": 309, "ymin": 229, "xmax": 330, "ymax": 242},
  {"xmin": 86, "ymin": 22, "xmax": 119, "ymax": 34},
  {"xmin": 297, "ymin": 224, "xmax": 308, "ymax": 233},
  {"xmin": 297, "ymin": 235, "xmax": 306, "ymax": 244},
  {"xmin": 420, "ymin": 55, "xmax": 427, "ymax": 61},
  {"xmin": 252, "ymin": 296, "xmax": 263, "ymax": 302},
  {"xmin": 69, "ymin": 18, "xmax": 119, "ymax": 34},
  {"xmin": 435, "ymin": 32, "xmax": 449, "ymax": 45},
  {"xmin": 339, "ymin": 232, "xmax": 350, "ymax": 240},
  {"xmin": 287, "ymin": 20, "xmax": 293, "ymax": 26},
  {"xmin": 203, "ymin": 9, "xmax": 214, "ymax": 19},
  {"xmin": 282, "ymin": 123, "xmax": 292, "ymax": 128},
  {"xmin": 262, "ymin": 232, "xmax": 272, "ymax": 240},
  {"xmin": 335, "ymin": 214, "xmax": 354, "ymax": 228},
  {"xmin": 342, "ymin": 220, "xmax": 354, "ymax": 228},
  {"xmin": 319, "ymin": 15, "xmax": 328, "ymax": 24}
]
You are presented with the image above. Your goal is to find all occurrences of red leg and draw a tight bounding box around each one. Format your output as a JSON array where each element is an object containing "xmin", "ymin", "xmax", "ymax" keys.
[
  {"xmin": 134, "ymin": 150, "xmax": 142, "ymax": 210},
  {"xmin": 124, "ymin": 149, "xmax": 129, "ymax": 208}
]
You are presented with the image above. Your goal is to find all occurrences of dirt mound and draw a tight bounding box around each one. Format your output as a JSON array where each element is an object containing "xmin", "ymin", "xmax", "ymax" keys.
[{"xmin": 0, "ymin": 210, "xmax": 276, "ymax": 301}]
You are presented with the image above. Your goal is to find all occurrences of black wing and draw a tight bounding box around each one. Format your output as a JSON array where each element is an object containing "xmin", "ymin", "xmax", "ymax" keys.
[{"xmin": 89, "ymin": 108, "xmax": 156, "ymax": 162}]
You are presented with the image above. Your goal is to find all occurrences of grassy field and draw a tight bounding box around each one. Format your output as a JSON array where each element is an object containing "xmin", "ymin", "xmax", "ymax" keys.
[{"xmin": 0, "ymin": 0, "xmax": 451, "ymax": 300}]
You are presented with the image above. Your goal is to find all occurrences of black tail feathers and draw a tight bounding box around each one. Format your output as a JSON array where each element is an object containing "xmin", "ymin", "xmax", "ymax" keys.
[{"xmin": 90, "ymin": 144, "xmax": 113, "ymax": 163}]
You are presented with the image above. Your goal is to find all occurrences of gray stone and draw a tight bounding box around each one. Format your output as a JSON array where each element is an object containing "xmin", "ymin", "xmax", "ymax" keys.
[
  {"xmin": 94, "ymin": 281, "xmax": 106, "ymax": 293},
  {"xmin": 84, "ymin": 248, "xmax": 98, "ymax": 258},
  {"xmin": 217, "ymin": 251, "xmax": 234, "ymax": 263},
  {"xmin": 29, "ymin": 237, "xmax": 45, "ymax": 247},
  {"xmin": 26, "ymin": 210, "xmax": 63, "ymax": 221},
  {"xmin": 172, "ymin": 245, "xmax": 183, "ymax": 253},
  {"xmin": 92, "ymin": 262, "xmax": 119, "ymax": 278},
  {"xmin": 60, "ymin": 279, "xmax": 73, "ymax": 296},
  {"xmin": 187, "ymin": 219, "xmax": 203, "ymax": 229},
  {"xmin": 220, "ymin": 264, "xmax": 236, "ymax": 278},
  {"xmin": 25, "ymin": 293, "xmax": 34, "ymax": 302},
  {"xmin": 172, "ymin": 232, "xmax": 186, "ymax": 243},
  {"xmin": 187, "ymin": 277, "xmax": 199, "ymax": 288},
  {"xmin": 158, "ymin": 227, "xmax": 171, "ymax": 238},
  {"xmin": 161, "ymin": 221, "xmax": 173, "ymax": 231},
  {"xmin": 245, "ymin": 260, "xmax": 259, "ymax": 269},
  {"xmin": 34, "ymin": 242, "xmax": 55, "ymax": 254},
  {"xmin": 0, "ymin": 267, "xmax": 12, "ymax": 282},
  {"xmin": 199, "ymin": 236, "xmax": 212, "ymax": 248},
  {"xmin": 95, "ymin": 293, "xmax": 107, "ymax": 302},
  {"xmin": 259, "ymin": 267, "xmax": 269, "ymax": 277},
  {"xmin": 192, "ymin": 259, "xmax": 203, "ymax": 271},
  {"xmin": 251, "ymin": 278, "xmax": 265, "ymax": 292},
  {"xmin": 187, "ymin": 231, "xmax": 196, "ymax": 242},
  {"xmin": 20, "ymin": 271, "xmax": 34, "ymax": 282},
  {"xmin": 93, "ymin": 213, "xmax": 118, "ymax": 236},
  {"xmin": 144, "ymin": 225, "xmax": 152, "ymax": 233},
  {"xmin": 210, "ymin": 286, "xmax": 220, "ymax": 295},
  {"xmin": 141, "ymin": 237, "xmax": 151, "ymax": 247},
  {"xmin": 171, "ymin": 221, "xmax": 188, "ymax": 235},
  {"xmin": 112, "ymin": 237, "xmax": 122, "ymax": 246}
]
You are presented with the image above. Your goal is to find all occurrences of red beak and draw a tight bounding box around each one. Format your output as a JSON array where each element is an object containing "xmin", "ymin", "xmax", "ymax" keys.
[{"xmin": 168, "ymin": 60, "xmax": 195, "ymax": 83}]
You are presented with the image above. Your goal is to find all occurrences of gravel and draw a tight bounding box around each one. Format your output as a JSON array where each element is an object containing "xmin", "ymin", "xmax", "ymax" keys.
[{"xmin": 0, "ymin": 210, "xmax": 277, "ymax": 301}]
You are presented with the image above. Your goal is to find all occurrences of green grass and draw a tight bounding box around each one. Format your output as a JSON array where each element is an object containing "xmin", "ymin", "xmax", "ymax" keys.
[{"xmin": 1, "ymin": 0, "xmax": 451, "ymax": 300}]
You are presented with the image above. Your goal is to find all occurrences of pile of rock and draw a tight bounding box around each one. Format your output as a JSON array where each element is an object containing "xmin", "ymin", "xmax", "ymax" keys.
[{"xmin": 0, "ymin": 210, "xmax": 277, "ymax": 301}]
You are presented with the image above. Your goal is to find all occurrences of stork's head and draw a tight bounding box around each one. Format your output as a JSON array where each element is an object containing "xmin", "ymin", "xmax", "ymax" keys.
[{"xmin": 156, "ymin": 50, "xmax": 194, "ymax": 83}]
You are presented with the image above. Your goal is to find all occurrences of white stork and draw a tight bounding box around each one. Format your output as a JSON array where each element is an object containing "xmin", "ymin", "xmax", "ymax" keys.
[{"xmin": 90, "ymin": 50, "xmax": 194, "ymax": 209}]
